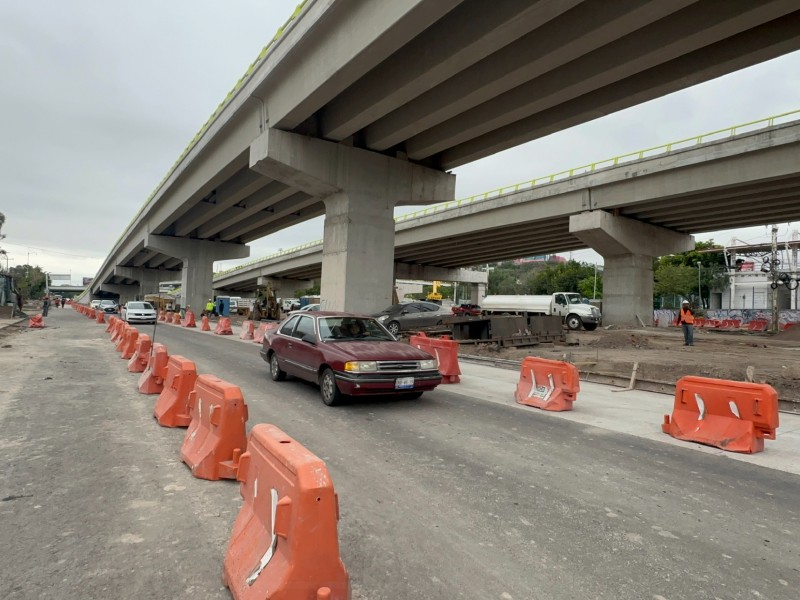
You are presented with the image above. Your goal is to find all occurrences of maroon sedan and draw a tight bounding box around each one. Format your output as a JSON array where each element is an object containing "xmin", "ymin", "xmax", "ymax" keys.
[{"xmin": 260, "ymin": 312, "xmax": 442, "ymax": 406}]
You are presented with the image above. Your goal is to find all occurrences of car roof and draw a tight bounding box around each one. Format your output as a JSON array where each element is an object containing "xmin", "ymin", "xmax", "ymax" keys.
[{"xmin": 293, "ymin": 311, "xmax": 371, "ymax": 318}]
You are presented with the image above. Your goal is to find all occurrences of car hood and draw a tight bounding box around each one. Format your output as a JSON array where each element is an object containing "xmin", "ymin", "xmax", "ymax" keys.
[{"xmin": 327, "ymin": 340, "xmax": 435, "ymax": 361}]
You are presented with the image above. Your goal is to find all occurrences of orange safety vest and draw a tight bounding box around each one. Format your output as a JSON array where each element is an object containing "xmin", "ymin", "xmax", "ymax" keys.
[{"xmin": 680, "ymin": 308, "xmax": 694, "ymax": 324}]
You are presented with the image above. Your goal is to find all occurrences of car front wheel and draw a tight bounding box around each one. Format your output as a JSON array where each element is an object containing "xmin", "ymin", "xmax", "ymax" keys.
[
  {"xmin": 320, "ymin": 368, "xmax": 342, "ymax": 406},
  {"xmin": 270, "ymin": 353, "xmax": 286, "ymax": 381},
  {"xmin": 386, "ymin": 321, "xmax": 401, "ymax": 335}
]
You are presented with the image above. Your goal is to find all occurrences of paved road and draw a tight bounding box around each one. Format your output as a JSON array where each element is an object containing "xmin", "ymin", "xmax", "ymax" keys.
[{"xmin": 1, "ymin": 310, "xmax": 798, "ymax": 599}]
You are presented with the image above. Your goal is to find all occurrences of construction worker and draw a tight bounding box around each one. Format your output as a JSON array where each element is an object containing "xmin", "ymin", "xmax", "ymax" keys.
[
  {"xmin": 677, "ymin": 299, "xmax": 695, "ymax": 346},
  {"xmin": 205, "ymin": 298, "xmax": 215, "ymax": 317}
]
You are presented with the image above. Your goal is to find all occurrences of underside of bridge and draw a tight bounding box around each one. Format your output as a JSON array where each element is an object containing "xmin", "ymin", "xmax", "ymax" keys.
[{"xmin": 93, "ymin": 0, "xmax": 800, "ymax": 315}]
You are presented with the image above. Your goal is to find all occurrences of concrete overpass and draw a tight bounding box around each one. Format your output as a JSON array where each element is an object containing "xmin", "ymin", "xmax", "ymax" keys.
[
  {"xmin": 89, "ymin": 0, "xmax": 800, "ymax": 317},
  {"xmin": 213, "ymin": 114, "xmax": 800, "ymax": 324}
]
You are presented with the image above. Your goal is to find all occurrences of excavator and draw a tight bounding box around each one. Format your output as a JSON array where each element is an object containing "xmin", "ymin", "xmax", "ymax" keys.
[
  {"xmin": 249, "ymin": 283, "xmax": 281, "ymax": 321},
  {"xmin": 426, "ymin": 281, "xmax": 443, "ymax": 304}
]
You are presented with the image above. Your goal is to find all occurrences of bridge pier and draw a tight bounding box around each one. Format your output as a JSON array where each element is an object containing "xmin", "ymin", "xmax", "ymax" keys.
[
  {"xmin": 570, "ymin": 211, "xmax": 694, "ymax": 327},
  {"xmin": 250, "ymin": 128, "xmax": 455, "ymax": 313},
  {"xmin": 144, "ymin": 234, "xmax": 249, "ymax": 315}
]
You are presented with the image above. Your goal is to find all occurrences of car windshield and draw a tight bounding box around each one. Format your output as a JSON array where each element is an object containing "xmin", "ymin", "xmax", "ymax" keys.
[
  {"xmin": 127, "ymin": 302, "xmax": 153, "ymax": 310},
  {"xmin": 318, "ymin": 317, "xmax": 394, "ymax": 341},
  {"xmin": 99, "ymin": 300, "xmax": 116, "ymax": 306},
  {"xmin": 566, "ymin": 293, "xmax": 582, "ymax": 304}
]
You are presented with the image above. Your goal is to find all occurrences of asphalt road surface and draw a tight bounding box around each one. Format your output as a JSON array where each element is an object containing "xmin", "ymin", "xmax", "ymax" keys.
[{"xmin": 1, "ymin": 310, "xmax": 798, "ymax": 599}]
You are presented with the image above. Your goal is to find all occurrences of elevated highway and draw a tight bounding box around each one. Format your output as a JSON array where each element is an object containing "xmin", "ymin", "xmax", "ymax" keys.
[
  {"xmin": 214, "ymin": 115, "xmax": 800, "ymax": 322},
  {"xmin": 88, "ymin": 0, "xmax": 800, "ymax": 319}
]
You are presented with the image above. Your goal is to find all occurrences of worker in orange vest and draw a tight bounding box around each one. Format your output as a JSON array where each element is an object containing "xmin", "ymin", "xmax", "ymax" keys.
[{"xmin": 677, "ymin": 299, "xmax": 695, "ymax": 346}]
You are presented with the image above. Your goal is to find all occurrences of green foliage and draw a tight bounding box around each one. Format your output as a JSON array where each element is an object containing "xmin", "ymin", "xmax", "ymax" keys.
[
  {"xmin": 9, "ymin": 264, "xmax": 47, "ymax": 301},
  {"xmin": 654, "ymin": 240, "xmax": 728, "ymax": 307},
  {"xmin": 487, "ymin": 259, "xmax": 601, "ymax": 298},
  {"xmin": 294, "ymin": 282, "xmax": 320, "ymax": 297}
]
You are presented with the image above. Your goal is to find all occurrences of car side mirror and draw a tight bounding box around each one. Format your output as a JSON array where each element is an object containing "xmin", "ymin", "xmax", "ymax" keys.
[{"xmin": 301, "ymin": 333, "xmax": 317, "ymax": 345}]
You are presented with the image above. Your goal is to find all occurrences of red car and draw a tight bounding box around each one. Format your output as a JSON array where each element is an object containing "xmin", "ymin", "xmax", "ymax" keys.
[
  {"xmin": 451, "ymin": 303, "xmax": 482, "ymax": 317},
  {"xmin": 261, "ymin": 312, "xmax": 442, "ymax": 406}
]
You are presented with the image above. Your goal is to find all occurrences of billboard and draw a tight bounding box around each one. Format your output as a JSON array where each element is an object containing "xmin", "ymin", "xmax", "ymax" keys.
[
  {"xmin": 82, "ymin": 277, "xmax": 94, "ymax": 286},
  {"xmin": 50, "ymin": 273, "xmax": 71, "ymax": 281}
]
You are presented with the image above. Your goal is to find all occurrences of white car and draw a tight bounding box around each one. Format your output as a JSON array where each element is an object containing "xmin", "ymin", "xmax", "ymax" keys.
[
  {"xmin": 90, "ymin": 299, "xmax": 102, "ymax": 309},
  {"xmin": 288, "ymin": 303, "xmax": 320, "ymax": 315},
  {"xmin": 121, "ymin": 301, "xmax": 158, "ymax": 324}
]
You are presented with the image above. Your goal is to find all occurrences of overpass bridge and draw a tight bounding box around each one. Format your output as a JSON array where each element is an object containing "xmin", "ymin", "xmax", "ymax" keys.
[
  {"xmin": 213, "ymin": 113, "xmax": 800, "ymax": 324},
  {"xmin": 88, "ymin": 0, "xmax": 800, "ymax": 321}
]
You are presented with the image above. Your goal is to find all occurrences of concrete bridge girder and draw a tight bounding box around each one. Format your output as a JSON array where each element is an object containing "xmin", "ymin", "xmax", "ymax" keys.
[
  {"xmin": 250, "ymin": 128, "xmax": 455, "ymax": 313},
  {"xmin": 570, "ymin": 210, "xmax": 694, "ymax": 327}
]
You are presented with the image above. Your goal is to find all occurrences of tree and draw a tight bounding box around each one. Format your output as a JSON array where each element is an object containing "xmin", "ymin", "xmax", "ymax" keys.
[
  {"xmin": 654, "ymin": 240, "xmax": 728, "ymax": 307},
  {"xmin": 10, "ymin": 264, "xmax": 47, "ymax": 301},
  {"xmin": 526, "ymin": 260, "xmax": 600, "ymax": 297},
  {"xmin": 654, "ymin": 264, "xmax": 697, "ymax": 304}
]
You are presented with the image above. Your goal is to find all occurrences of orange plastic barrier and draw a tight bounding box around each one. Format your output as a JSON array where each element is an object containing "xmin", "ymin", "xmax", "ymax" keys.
[
  {"xmin": 95, "ymin": 310, "xmax": 105, "ymax": 324},
  {"xmin": 114, "ymin": 324, "xmax": 131, "ymax": 352},
  {"xmin": 88, "ymin": 308, "xmax": 97, "ymax": 320},
  {"xmin": 127, "ymin": 333, "xmax": 152, "ymax": 373},
  {"xmin": 747, "ymin": 319, "xmax": 769, "ymax": 332},
  {"xmin": 105, "ymin": 316, "xmax": 117, "ymax": 333},
  {"xmin": 693, "ymin": 317, "xmax": 705, "ymax": 328},
  {"xmin": 239, "ymin": 320, "xmax": 255, "ymax": 340},
  {"xmin": 138, "ymin": 343, "xmax": 169, "ymax": 395},
  {"xmin": 158, "ymin": 310, "xmax": 167, "ymax": 322},
  {"xmin": 153, "ymin": 356, "xmax": 198, "ymax": 428},
  {"xmin": 782, "ymin": 322, "xmax": 796, "ymax": 331},
  {"xmin": 223, "ymin": 424, "xmax": 349, "ymax": 599},
  {"xmin": 514, "ymin": 357, "xmax": 580, "ymax": 411},
  {"xmin": 215, "ymin": 317, "xmax": 233, "ymax": 335},
  {"xmin": 171, "ymin": 312, "xmax": 182, "ymax": 325},
  {"xmin": 119, "ymin": 327, "xmax": 139, "ymax": 360},
  {"xmin": 182, "ymin": 310, "xmax": 196, "ymax": 328},
  {"xmin": 180, "ymin": 374, "xmax": 249, "ymax": 480},
  {"xmin": 409, "ymin": 332, "xmax": 461, "ymax": 383},
  {"xmin": 28, "ymin": 314, "xmax": 44, "ymax": 328},
  {"xmin": 706, "ymin": 319, "xmax": 722, "ymax": 329},
  {"xmin": 201, "ymin": 316, "xmax": 211, "ymax": 331},
  {"xmin": 662, "ymin": 376, "xmax": 779, "ymax": 453},
  {"xmin": 111, "ymin": 319, "xmax": 126, "ymax": 343},
  {"xmin": 253, "ymin": 322, "xmax": 278, "ymax": 344}
]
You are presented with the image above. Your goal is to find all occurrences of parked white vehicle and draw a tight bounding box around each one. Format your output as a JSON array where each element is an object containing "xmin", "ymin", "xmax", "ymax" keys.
[
  {"xmin": 480, "ymin": 293, "xmax": 602, "ymax": 331},
  {"xmin": 121, "ymin": 301, "xmax": 158, "ymax": 324}
]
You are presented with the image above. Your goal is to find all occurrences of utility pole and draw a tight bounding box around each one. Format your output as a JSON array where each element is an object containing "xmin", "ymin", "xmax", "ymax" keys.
[{"xmin": 770, "ymin": 225, "xmax": 779, "ymax": 333}]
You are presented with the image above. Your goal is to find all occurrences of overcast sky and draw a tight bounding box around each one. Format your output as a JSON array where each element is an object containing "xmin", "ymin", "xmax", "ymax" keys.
[{"xmin": 1, "ymin": 1, "xmax": 799, "ymax": 284}]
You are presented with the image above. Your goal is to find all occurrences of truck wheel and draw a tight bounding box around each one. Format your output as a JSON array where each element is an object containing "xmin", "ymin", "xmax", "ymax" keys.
[
  {"xmin": 566, "ymin": 314, "xmax": 582, "ymax": 330},
  {"xmin": 582, "ymin": 323, "xmax": 598, "ymax": 331}
]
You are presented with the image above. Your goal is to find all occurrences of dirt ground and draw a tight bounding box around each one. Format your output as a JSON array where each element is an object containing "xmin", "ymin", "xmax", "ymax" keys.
[{"xmin": 457, "ymin": 325, "xmax": 800, "ymax": 407}]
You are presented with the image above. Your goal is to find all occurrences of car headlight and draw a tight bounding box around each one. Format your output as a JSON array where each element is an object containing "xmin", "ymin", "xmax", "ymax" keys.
[
  {"xmin": 344, "ymin": 361, "xmax": 378, "ymax": 373},
  {"xmin": 419, "ymin": 359, "xmax": 438, "ymax": 370},
  {"xmin": 377, "ymin": 315, "xmax": 388, "ymax": 322}
]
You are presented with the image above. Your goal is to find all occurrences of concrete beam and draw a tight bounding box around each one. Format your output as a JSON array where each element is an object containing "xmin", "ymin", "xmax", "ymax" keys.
[
  {"xmin": 569, "ymin": 210, "xmax": 694, "ymax": 257},
  {"xmin": 113, "ymin": 266, "xmax": 170, "ymax": 298},
  {"xmin": 249, "ymin": 128, "xmax": 455, "ymax": 205},
  {"xmin": 99, "ymin": 284, "xmax": 138, "ymax": 305},
  {"xmin": 394, "ymin": 264, "xmax": 488, "ymax": 284}
]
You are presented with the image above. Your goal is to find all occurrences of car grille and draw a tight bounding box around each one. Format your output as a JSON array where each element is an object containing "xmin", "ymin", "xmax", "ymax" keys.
[{"xmin": 376, "ymin": 360, "xmax": 421, "ymax": 372}]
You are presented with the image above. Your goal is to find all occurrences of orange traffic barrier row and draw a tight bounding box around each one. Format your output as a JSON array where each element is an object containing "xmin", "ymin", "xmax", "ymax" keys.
[
  {"xmin": 223, "ymin": 424, "xmax": 349, "ymax": 600},
  {"xmin": 181, "ymin": 374, "xmax": 249, "ymax": 481},
  {"xmin": 215, "ymin": 317, "xmax": 233, "ymax": 335},
  {"xmin": 127, "ymin": 334, "xmax": 152, "ymax": 373},
  {"xmin": 409, "ymin": 332, "xmax": 461, "ymax": 383},
  {"xmin": 28, "ymin": 314, "xmax": 45, "ymax": 328},
  {"xmin": 662, "ymin": 376, "xmax": 779, "ymax": 453},
  {"xmin": 515, "ymin": 357, "xmax": 579, "ymax": 411},
  {"xmin": 747, "ymin": 319, "xmax": 769, "ymax": 332},
  {"xmin": 138, "ymin": 343, "xmax": 169, "ymax": 395},
  {"xmin": 239, "ymin": 320, "xmax": 255, "ymax": 340},
  {"xmin": 153, "ymin": 356, "xmax": 198, "ymax": 428}
]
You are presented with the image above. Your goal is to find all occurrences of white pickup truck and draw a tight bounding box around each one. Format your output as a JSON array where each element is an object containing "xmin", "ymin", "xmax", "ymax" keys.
[{"xmin": 480, "ymin": 292, "xmax": 602, "ymax": 331}]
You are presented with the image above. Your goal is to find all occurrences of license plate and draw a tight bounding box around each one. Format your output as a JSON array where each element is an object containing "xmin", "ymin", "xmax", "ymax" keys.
[{"xmin": 395, "ymin": 377, "xmax": 414, "ymax": 390}]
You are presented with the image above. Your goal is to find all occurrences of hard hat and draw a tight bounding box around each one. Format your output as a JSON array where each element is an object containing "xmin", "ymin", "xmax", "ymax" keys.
[{"xmin": 682, "ymin": 300, "xmax": 689, "ymax": 305}]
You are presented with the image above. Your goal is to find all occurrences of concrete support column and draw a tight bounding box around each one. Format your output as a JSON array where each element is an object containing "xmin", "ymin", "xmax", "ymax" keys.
[
  {"xmin": 144, "ymin": 234, "xmax": 249, "ymax": 316},
  {"xmin": 470, "ymin": 282, "xmax": 487, "ymax": 305},
  {"xmin": 250, "ymin": 128, "xmax": 455, "ymax": 313},
  {"xmin": 570, "ymin": 210, "xmax": 694, "ymax": 326}
]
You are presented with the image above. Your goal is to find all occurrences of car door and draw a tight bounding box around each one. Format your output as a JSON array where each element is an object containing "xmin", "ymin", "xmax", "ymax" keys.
[
  {"xmin": 417, "ymin": 302, "xmax": 443, "ymax": 327},
  {"xmin": 396, "ymin": 303, "xmax": 423, "ymax": 330},
  {"xmin": 281, "ymin": 315, "xmax": 322, "ymax": 382}
]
